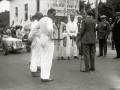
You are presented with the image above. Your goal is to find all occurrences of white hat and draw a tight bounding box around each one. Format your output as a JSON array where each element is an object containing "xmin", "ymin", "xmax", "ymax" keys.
[{"xmin": 100, "ymin": 15, "xmax": 106, "ymax": 18}]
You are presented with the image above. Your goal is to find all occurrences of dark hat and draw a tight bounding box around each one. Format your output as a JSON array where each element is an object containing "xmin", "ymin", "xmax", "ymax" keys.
[
  {"xmin": 100, "ymin": 15, "xmax": 106, "ymax": 18},
  {"xmin": 115, "ymin": 12, "xmax": 120, "ymax": 16},
  {"xmin": 34, "ymin": 12, "xmax": 43, "ymax": 18},
  {"xmin": 86, "ymin": 10, "xmax": 93, "ymax": 16}
]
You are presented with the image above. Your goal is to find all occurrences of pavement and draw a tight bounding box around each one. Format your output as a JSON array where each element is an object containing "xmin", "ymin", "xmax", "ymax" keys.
[{"xmin": 0, "ymin": 45, "xmax": 120, "ymax": 90}]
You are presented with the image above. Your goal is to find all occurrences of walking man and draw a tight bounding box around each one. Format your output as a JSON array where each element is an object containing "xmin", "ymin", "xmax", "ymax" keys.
[
  {"xmin": 39, "ymin": 8, "xmax": 56, "ymax": 82},
  {"xmin": 97, "ymin": 15, "xmax": 110, "ymax": 58},
  {"xmin": 78, "ymin": 10, "xmax": 96, "ymax": 72},
  {"xmin": 66, "ymin": 14, "xmax": 79, "ymax": 60}
]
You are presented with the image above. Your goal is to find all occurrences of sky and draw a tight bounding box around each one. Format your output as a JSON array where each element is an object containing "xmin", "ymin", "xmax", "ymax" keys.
[
  {"xmin": 0, "ymin": 0, "xmax": 10, "ymax": 12},
  {"xmin": 85, "ymin": 0, "xmax": 106, "ymax": 8},
  {"xmin": 0, "ymin": 0, "xmax": 106, "ymax": 13}
]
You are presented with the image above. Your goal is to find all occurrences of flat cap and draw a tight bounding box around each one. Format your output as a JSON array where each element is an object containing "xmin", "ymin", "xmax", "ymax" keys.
[
  {"xmin": 100, "ymin": 15, "xmax": 106, "ymax": 18},
  {"xmin": 115, "ymin": 12, "xmax": 120, "ymax": 16}
]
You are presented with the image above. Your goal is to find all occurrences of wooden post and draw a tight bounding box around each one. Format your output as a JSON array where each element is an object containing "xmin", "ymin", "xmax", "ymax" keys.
[{"xmin": 95, "ymin": 0, "xmax": 98, "ymax": 22}]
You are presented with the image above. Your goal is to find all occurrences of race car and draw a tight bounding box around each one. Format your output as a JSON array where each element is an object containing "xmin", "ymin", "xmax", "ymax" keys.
[{"xmin": 0, "ymin": 35, "xmax": 24, "ymax": 55}]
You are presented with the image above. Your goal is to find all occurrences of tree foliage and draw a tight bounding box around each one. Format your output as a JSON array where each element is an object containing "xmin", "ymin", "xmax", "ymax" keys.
[
  {"xmin": 107, "ymin": 0, "xmax": 120, "ymax": 5},
  {"xmin": 0, "ymin": 11, "xmax": 9, "ymax": 27}
]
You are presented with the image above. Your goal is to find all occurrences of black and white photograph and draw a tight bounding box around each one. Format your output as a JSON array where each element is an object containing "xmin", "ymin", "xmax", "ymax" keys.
[{"xmin": 0, "ymin": 0, "xmax": 120, "ymax": 90}]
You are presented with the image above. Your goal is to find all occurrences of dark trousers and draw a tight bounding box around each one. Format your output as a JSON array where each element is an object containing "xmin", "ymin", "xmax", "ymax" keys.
[
  {"xmin": 112, "ymin": 40, "xmax": 115, "ymax": 49},
  {"xmin": 111, "ymin": 37, "xmax": 115, "ymax": 49},
  {"xmin": 83, "ymin": 44, "xmax": 95, "ymax": 69},
  {"xmin": 79, "ymin": 44, "xmax": 83, "ymax": 56},
  {"xmin": 99, "ymin": 39, "xmax": 107, "ymax": 56},
  {"xmin": 114, "ymin": 39, "xmax": 120, "ymax": 57}
]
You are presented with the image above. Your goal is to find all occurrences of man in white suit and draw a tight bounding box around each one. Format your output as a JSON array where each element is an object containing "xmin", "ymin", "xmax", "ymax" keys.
[
  {"xmin": 28, "ymin": 12, "xmax": 43, "ymax": 77},
  {"xmin": 53, "ymin": 16, "xmax": 66, "ymax": 60},
  {"xmin": 39, "ymin": 8, "xmax": 56, "ymax": 82},
  {"xmin": 66, "ymin": 14, "xmax": 79, "ymax": 60}
]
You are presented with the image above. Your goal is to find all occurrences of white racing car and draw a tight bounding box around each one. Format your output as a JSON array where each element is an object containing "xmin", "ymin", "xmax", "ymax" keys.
[{"xmin": 0, "ymin": 35, "xmax": 24, "ymax": 55}]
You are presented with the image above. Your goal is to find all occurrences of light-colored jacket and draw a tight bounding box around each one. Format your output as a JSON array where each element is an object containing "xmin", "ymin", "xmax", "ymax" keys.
[
  {"xmin": 53, "ymin": 22, "xmax": 66, "ymax": 39},
  {"xmin": 16, "ymin": 29, "xmax": 23, "ymax": 39},
  {"xmin": 28, "ymin": 20, "xmax": 40, "ymax": 41},
  {"xmin": 66, "ymin": 21, "xmax": 78, "ymax": 37},
  {"xmin": 39, "ymin": 17, "xmax": 54, "ymax": 39}
]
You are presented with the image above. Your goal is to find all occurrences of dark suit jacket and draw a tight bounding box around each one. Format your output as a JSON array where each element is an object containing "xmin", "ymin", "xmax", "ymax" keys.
[
  {"xmin": 97, "ymin": 21, "xmax": 110, "ymax": 39},
  {"xmin": 78, "ymin": 17, "xmax": 96, "ymax": 44},
  {"xmin": 113, "ymin": 20, "xmax": 120, "ymax": 39}
]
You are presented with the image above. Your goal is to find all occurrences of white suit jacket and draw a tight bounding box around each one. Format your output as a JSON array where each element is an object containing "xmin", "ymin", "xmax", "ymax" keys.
[
  {"xmin": 38, "ymin": 17, "xmax": 54, "ymax": 39},
  {"xmin": 66, "ymin": 21, "xmax": 78, "ymax": 37},
  {"xmin": 53, "ymin": 22, "xmax": 66, "ymax": 39},
  {"xmin": 28, "ymin": 20, "xmax": 40, "ymax": 41}
]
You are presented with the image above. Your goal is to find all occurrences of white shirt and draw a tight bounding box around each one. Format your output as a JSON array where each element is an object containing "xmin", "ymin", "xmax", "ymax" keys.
[
  {"xmin": 66, "ymin": 21, "xmax": 78, "ymax": 36},
  {"xmin": 28, "ymin": 20, "xmax": 40, "ymax": 41}
]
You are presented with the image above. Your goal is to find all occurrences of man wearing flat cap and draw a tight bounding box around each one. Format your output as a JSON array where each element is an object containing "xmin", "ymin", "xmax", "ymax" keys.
[
  {"xmin": 97, "ymin": 15, "xmax": 110, "ymax": 58},
  {"xmin": 112, "ymin": 12, "xmax": 120, "ymax": 59}
]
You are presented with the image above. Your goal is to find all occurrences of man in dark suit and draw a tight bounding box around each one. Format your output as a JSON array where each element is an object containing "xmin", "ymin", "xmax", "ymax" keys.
[
  {"xmin": 113, "ymin": 12, "xmax": 120, "ymax": 59},
  {"xmin": 77, "ymin": 16, "xmax": 84, "ymax": 59},
  {"xmin": 77, "ymin": 10, "xmax": 96, "ymax": 72},
  {"xmin": 97, "ymin": 15, "xmax": 110, "ymax": 58}
]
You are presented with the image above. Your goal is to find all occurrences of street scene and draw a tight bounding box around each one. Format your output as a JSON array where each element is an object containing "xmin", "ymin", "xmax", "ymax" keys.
[
  {"xmin": 0, "ymin": 0, "xmax": 120, "ymax": 90},
  {"xmin": 0, "ymin": 45, "xmax": 120, "ymax": 90}
]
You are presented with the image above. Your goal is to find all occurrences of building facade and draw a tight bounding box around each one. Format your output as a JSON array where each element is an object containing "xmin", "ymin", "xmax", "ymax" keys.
[{"xmin": 9, "ymin": 0, "xmax": 79, "ymax": 27}]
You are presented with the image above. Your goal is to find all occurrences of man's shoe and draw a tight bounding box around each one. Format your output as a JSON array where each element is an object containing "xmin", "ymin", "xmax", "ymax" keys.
[
  {"xmin": 113, "ymin": 56, "xmax": 120, "ymax": 59},
  {"xmin": 81, "ymin": 69, "xmax": 90, "ymax": 72},
  {"xmin": 90, "ymin": 68, "xmax": 95, "ymax": 71},
  {"xmin": 61, "ymin": 57, "xmax": 65, "ymax": 60},
  {"xmin": 67, "ymin": 56, "xmax": 70, "ymax": 60},
  {"xmin": 41, "ymin": 78, "xmax": 54, "ymax": 82},
  {"xmin": 74, "ymin": 56, "xmax": 79, "ymax": 59},
  {"xmin": 31, "ymin": 72, "xmax": 40, "ymax": 77},
  {"xmin": 97, "ymin": 55, "xmax": 103, "ymax": 57}
]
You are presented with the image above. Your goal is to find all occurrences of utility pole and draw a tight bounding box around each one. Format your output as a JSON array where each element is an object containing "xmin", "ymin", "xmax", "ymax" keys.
[{"xmin": 95, "ymin": 0, "xmax": 98, "ymax": 22}]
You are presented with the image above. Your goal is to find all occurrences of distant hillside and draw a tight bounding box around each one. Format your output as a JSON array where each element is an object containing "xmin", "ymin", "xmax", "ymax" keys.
[{"xmin": 0, "ymin": 11, "xmax": 9, "ymax": 27}]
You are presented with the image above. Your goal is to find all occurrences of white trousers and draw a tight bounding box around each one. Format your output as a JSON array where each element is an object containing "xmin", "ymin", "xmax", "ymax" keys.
[
  {"xmin": 30, "ymin": 37, "xmax": 41, "ymax": 72},
  {"xmin": 40, "ymin": 34, "xmax": 54, "ymax": 79},
  {"xmin": 66, "ymin": 35, "xmax": 78, "ymax": 57},
  {"xmin": 54, "ymin": 40, "xmax": 65, "ymax": 57}
]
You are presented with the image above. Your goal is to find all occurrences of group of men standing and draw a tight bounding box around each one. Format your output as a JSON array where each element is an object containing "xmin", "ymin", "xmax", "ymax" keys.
[
  {"xmin": 28, "ymin": 8, "xmax": 56, "ymax": 82},
  {"xmin": 28, "ymin": 7, "xmax": 120, "ymax": 82},
  {"xmin": 97, "ymin": 12, "xmax": 120, "ymax": 59}
]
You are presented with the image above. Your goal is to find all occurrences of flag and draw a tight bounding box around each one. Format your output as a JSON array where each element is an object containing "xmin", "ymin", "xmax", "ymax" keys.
[{"xmin": 11, "ymin": 20, "xmax": 14, "ymax": 27}]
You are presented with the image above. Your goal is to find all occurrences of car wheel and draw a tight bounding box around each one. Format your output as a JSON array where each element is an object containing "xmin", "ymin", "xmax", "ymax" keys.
[{"xmin": 2, "ymin": 42, "xmax": 8, "ymax": 55}]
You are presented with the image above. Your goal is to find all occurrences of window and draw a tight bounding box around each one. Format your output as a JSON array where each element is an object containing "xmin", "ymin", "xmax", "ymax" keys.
[
  {"xmin": 24, "ymin": 4, "xmax": 28, "ymax": 21},
  {"xmin": 56, "ymin": 4, "xmax": 58, "ymax": 7},
  {"xmin": 36, "ymin": 0, "xmax": 39, "ymax": 12},
  {"xmin": 15, "ymin": 7, "xmax": 18, "ymax": 17}
]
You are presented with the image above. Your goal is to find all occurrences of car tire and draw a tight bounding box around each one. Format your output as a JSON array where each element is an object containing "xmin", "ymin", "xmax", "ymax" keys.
[{"xmin": 2, "ymin": 41, "xmax": 8, "ymax": 55}]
